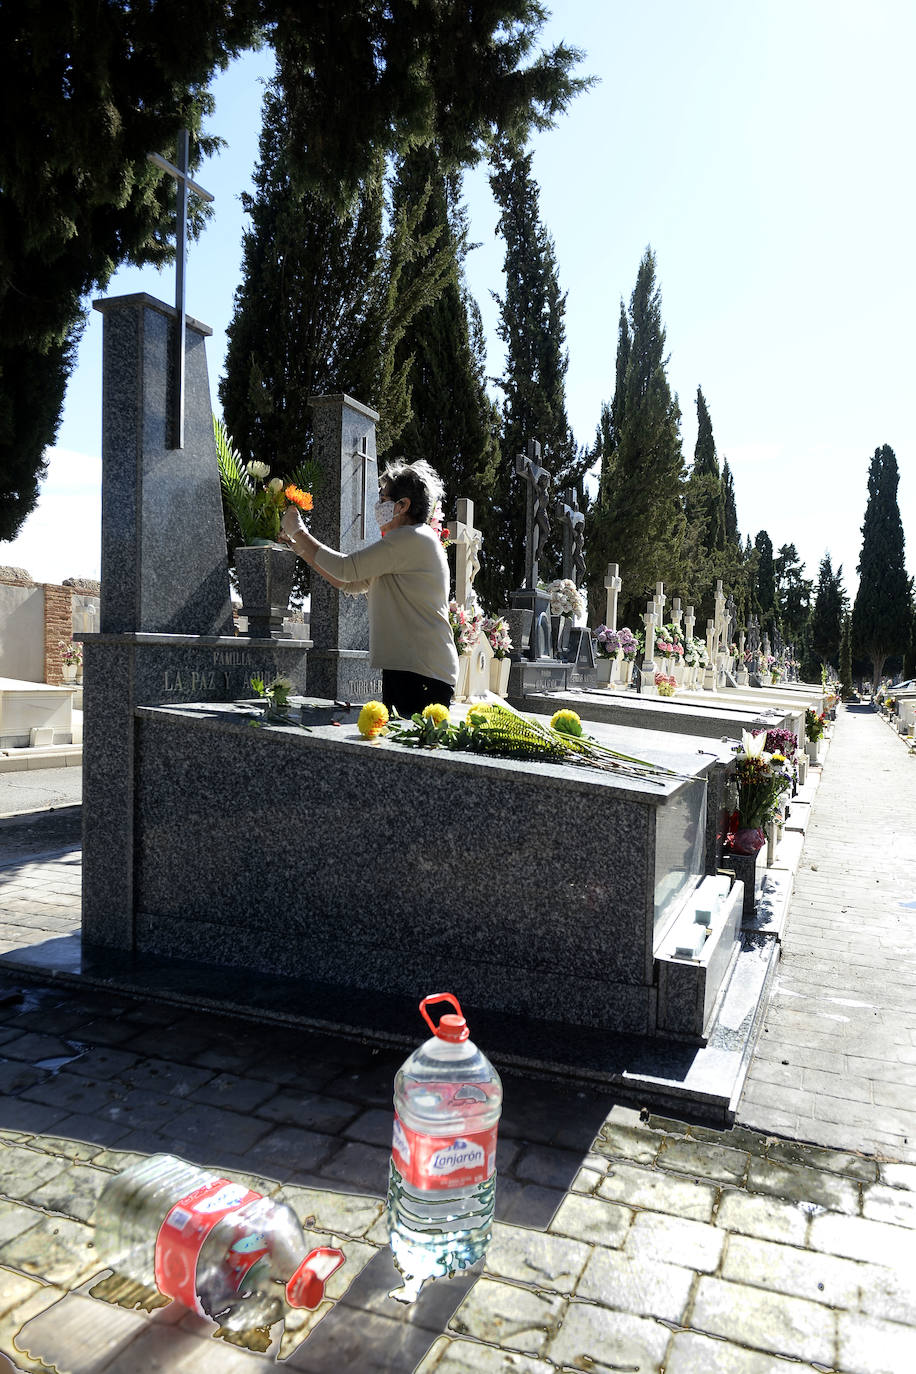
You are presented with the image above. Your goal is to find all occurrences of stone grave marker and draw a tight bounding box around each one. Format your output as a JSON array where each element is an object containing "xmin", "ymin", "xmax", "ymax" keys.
[{"xmin": 448, "ymin": 498, "xmax": 492, "ymax": 700}]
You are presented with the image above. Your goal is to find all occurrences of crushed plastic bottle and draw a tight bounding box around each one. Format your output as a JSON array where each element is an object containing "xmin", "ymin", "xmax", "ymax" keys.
[
  {"xmin": 386, "ymin": 992, "xmax": 502, "ymax": 1302},
  {"xmin": 94, "ymin": 1154, "xmax": 344, "ymax": 1331}
]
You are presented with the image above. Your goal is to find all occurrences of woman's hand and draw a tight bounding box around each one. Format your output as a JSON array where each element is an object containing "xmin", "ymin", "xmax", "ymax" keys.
[{"xmin": 281, "ymin": 506, "xmax": 306, "ymax": 542}]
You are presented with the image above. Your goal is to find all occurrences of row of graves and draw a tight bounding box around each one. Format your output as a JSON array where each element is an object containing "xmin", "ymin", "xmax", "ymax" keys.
[
  {"xmin": 0, "ymin": 282, "xmax": 832, "ymax": 1123},
  {"xmin": 877, "ymin": 678, "xmax": 916, "ymax": 751}
]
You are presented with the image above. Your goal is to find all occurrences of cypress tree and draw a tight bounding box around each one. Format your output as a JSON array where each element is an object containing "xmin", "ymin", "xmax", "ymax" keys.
[
  {"xmin": 220, "ymin": 76, "xmax": 454, "ymax": 493},
  {"xmin": 852, "ymin": 444, "xmax": 911, "ymax": 689},
  {"xmin": 477, "ymin": 141, "xmax": 581, "ymax": 609},
  {"xmin": 389, "ymin": 146, "xmax": 500, "ymax": 517},
  {"xmin": 722, "ymin": 459, "xmax": 739, "ymax": 546},
  {"xmin": 0, "ymin": 1, "xmax": 587, "ymax": 538},
  {"xmin": 839, "ymin": 613, "xmax": 854, "ymax": 699},
  {"xmin": 809, "ymin": 554, "xmax": 846, "ymax": 670},
  {"xmin": 754, "ymin": 530, "xmax": 778, "ymax": 637},
  {"xmin": 588, "ymin": 248, "xmax": 685, "ymax": 626}
]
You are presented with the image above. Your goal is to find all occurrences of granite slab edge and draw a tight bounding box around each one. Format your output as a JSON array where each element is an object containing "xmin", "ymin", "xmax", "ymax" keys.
[{"xmin": 135, "ymin": 702, "xmax": 690, "ymax": 803}]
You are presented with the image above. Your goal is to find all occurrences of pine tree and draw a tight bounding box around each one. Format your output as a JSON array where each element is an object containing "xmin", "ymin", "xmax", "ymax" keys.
[
  {"xmin": 219, "ymin": 76, "xmax": 454, "ymax": 505},
  {"xmin": 477, "ymin": 141, "xmax": 581, "ymax": 609},
  {"xmin": 389, "ymin": 146, "xmax": 500, "ymax": 518},
  {"xmin": 0, "ymin": 1, "xmax": 587, "ymax": 538},
  {"xmin": 809, "ymin": 554, "xmax": 846, "ymax": 670},
  {"xmin": 587, "ymin": 248, "xmax": 685, "ymax": 626},
  {"xmin": 852, "ymin": 444, "xmax": 911, "ymax": 689}
]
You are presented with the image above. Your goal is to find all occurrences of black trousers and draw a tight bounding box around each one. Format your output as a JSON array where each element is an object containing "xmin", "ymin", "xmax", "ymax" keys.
[{"xmin": 382, "ymin": 669, "xmax": 454, "ymax": 719}]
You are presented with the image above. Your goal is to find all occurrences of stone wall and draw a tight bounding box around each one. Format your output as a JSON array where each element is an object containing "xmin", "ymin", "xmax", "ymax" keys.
[{"xmin": 0, "ymin": 572, "xmax": 100, "ymax": 684}]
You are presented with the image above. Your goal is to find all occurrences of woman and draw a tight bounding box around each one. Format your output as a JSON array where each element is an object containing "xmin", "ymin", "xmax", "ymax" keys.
[{"xmin": 280, "ymin": 458, "xmax": 459, "ymax": 717}]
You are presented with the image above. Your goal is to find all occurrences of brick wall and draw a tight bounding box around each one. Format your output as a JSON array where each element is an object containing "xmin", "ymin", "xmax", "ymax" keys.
[{"xmin": 43, "ymin": 584, "xmax": 75, "ymax": 684}]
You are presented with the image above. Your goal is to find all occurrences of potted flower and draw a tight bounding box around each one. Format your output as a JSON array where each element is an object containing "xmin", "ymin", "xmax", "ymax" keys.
[
  {"xmin": 617, "ymin": 627, "xmax": 638, "ymax": 687},
  {"xmin": 542, "ymin": 578, "xmax": 585, "ymax": 656},
  {"xmin": 58, "ymin": 639, "xmax": 82, "ymax": 683},
  {"xmin": 654, "ymin": 672, "xmax": 676, "ymax": 698},
  {"xmin": 448, "ymin": 600, "xmax": 484, "ymax": 699},
  {"xmin": 214, "ymin": 415, "xmax": 316, "ymax": 637},
  {"xmin": 724, "ymin": 732, "xmax": 793, "ymax": 913},
  {"xmin": 592, "ymin": 624, "xmax": 620, "ymax": 685},
  {"xmin": 805, "ymin": 707, "xmax": 827, "ymax": 761},
  {"xmin": 481, "ymin": 615, "xmax": 512, "ymax": 696}
]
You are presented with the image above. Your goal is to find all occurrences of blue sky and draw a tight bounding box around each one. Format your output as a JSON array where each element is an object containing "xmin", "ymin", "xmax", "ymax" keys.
[{"xmin": 3, "ymin": 0, "xmax": 913, "ymax": 603}]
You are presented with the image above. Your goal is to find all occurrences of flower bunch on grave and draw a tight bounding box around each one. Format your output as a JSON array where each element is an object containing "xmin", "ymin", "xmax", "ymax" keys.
[
  {"xmin": 429, "ymin": 500, "xmax": 452, "ymax": 549},
  {"xmin": 214, "ymin": 415, "xmax": 316, "ymax": 546},
  {"xmin": 618, "ymin": 627, "xmax": 638, "ymax": 660},
  {"xmin": 357, "ymin": 701, "xmax": 389, "ymax": 738},
  {"xmin": 654, "ymin": 673, "xmax": 676, "ymax": 697},
  {"xmin": 249, "ymin": 675, "xmax": 297, "ymax": 725},
  {"xmin": 655, "ymin": 625, "xmax": 684, "ymax": 658},
  {"xmin": 764, "ymin": 728, "xmax": 797, "ymax": 760},
  {"xmin": 805, "ymin": 708, "xmax": 826, "ymax": 742},
  {"xmin": 593, "ymin": 625, "xmax": 620, "ymax": 659},
  {"xmin": 481, "ymin": 615, "xmax": 512, "ymax": 659},
  {"xmin": 543, "ymin": 578, "xmax": 585, "ymax": 619},
  {"xmin": 727, "ymin": 730, "xmax": 792, "ymax": 848},
  {"xmin": 383, "ymin": 699, "xmax": 683, "ymax": 781},
  {"xmin": 448, "ymin": 600, "xmax": 483, "ymax": 653},
  {"xmin": 684, "ymin": 637, "xmax": 707, "ymax": 669},
  {"xmin": 59, "ymin": 639, "xmax": 82, "ymax": 666}
]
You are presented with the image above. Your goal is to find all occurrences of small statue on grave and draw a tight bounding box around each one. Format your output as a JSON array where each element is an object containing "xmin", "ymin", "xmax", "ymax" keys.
[
  {"xmin": 515, "ymin": 442, "xmax": 552, "ymax": 586},
  {"xmin": 725, "ymin": 594, "xmax": 737, "ymax": 648},
  {"xmin": 746, "ymin": 615, "xmax": 761, "ymax": 671},
  {"xmin": 558, "ymin": 489, "xmax": 586, "ymax": 585}
]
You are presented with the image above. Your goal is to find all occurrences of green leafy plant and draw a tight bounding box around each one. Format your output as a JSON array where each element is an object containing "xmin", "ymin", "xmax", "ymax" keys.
[{"xmin": 214, "ymin": 415, "xmax": 317, "ymax": 546}]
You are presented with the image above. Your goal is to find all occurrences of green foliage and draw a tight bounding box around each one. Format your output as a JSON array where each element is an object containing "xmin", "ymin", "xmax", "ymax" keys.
[
  {"xmin": 389, "ymin": 146, "xmax": 501, "ymax": 519},
  {"xmin": 852, "ymin": 445, "xmax": 911, "ymax": 689},
  {"xmin": 722, "ymin": 459, "xmax": 739, "ymax": 546},
  {"xmin": 0, "ymin": 0, "xmax": 588, "ymax": 537},
  {"xmin": 586, "ymin": 248, "xmax": 685, "ymax": 626},
  {"xmin": 839, "ymin": 613, "xmax": 854, "ymax": 698},
  {"xmin": 477, "ymin": 141, "xmax": 583, "ymax": 610},
  {"xmin": 684, "ymin": 387, "xmax": 725, "ymax": 555},
  {"xmin": 808, "ymin": 553, "xmax": 846, "ymax": 672},
  {"xmin": 753, "ymin": 530, "xmax": 778, "ymax": 636}
]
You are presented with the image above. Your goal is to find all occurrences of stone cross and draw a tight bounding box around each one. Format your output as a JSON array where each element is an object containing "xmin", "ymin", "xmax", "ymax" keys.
[
  {"xmin": 355, "ymin": 435, "xmax": 372, "ymax": 540},
  {"xmin": 705, "ymin": 617, "xmax": 717, "ymax": 663},
  {"xmin": 655, "ymin": 581, "xmax": 667, "ymax": 628},
  {"xmin": 147, "ymin": 130, "xmax": 214, "ymax": 449},
  {"xmin": 604, "ymin": 563, "xmax": 622, "ymax": 632},
  {"xmin": 515, "ymin": 440, "xmax": 552, "ymax": 590},
  {"xmin": 671, "ymin": 597, "xmax": 683, "ymax": 633},
  {"xmin": 641, "ymin": 600, "xmax": 658, "ymax": 688},
  {"xmin": 447, "ymin": 498, "xmax": 484, "ymax": 608},
  {"xmin": 557, "ymin": 489, "xmax": 586, "ymax": 585},
  {"xmin": 738, "ymin": 629, "xmax": 746, "ymax": 659},
  {"xmin": 763, "ymin": 632, "xmax": 772, "ymax": 661},
  {"xmin": 684, "ymin": 605, "xmax": 696, "ymax": 645}
]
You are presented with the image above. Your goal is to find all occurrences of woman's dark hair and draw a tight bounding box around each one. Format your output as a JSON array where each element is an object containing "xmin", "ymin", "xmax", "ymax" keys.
[{"xmin": 379, "ymin": 459, "xmax": 443, "ymax": 526}]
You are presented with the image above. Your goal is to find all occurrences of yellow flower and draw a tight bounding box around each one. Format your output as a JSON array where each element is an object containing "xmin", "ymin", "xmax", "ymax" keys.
[
  {"xmin": 421, "ymin": 703, "xmax": 450, "ymax": 726},
  {"xmin": 357, "ymin": 701, "xmax": 389, "ymax": 738},
  {"xmin": 550, "ymin": 709, "xmax": 583, "ymax": 737},
  {"xmin": 466, "ymin": 705, "xmax": 491, "ymax": 728}
]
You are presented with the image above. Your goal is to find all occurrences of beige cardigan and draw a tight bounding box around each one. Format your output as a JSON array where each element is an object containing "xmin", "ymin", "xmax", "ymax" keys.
[{"xmin": 313, "ymin": 524, "xmax": 459, "ymax": 687}]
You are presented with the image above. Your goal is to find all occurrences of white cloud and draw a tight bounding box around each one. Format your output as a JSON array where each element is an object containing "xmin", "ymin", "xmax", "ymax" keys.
[{"xmin": 0, "ymin": 448, "xmax": 101, "ymax": 585}]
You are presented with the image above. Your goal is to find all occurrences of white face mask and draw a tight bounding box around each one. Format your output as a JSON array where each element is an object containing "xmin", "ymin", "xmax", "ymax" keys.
[{"xmin": 374, "ymin": 498, "xmax": 397, "ymax": 530}]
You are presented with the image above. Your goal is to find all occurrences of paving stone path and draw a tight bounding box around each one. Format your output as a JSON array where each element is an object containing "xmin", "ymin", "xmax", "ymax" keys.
[
  {"xmin": 740, "ymin": 704, "xmax": 916, "ymax": 1161},
  {"xmin": 0, "ymin": 705, "xmax": 915, "ymax": 1371}
]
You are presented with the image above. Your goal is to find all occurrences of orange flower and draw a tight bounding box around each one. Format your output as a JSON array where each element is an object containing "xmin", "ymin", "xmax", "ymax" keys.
[{"xmin": 285, "ymin": 485, "xmax": 313, "ymax": 511}]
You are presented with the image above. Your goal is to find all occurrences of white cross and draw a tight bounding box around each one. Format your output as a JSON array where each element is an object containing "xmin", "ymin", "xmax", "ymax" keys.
[
  {"xmin": 604, "ymin": 563, "xmax": 622, "ymax": 632},
  {"xmin": 147, "ymin": 130, "xmax": 214, "ymax": 449},
  {"xmin": 654, "ymin": 581, "xmax": 667, "ymax": 626}
]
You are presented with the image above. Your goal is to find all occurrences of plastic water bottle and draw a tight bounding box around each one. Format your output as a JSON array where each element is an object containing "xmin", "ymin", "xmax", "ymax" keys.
[
  {"xmin": 386, "ymin": 993, "xmax": 502, "ymax": 1301},
  {"xmin": 94, "ymin": 1154, "xmax": 344, "ymax": 1331}
]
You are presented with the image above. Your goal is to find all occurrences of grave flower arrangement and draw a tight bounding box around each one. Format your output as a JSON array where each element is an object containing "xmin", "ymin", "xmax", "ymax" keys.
[
  {"xmin": 654, "ymin": 673, "xmax": 676, "ymax": 697},
  {"xmin": 805, "ymin": 708, "xmax": 826, "ymax": 742},
  {"xmin": 656, "ymin": 624, "xmax": 684, "ymax": 658},
  {"xmin": 593, "ymin": 625, "xmax": 620, "ymax": 659},
  {"xmin": 381, "ymin": 698, "xmax": 683, "ymax": 784},
  {"xmin": 214, "ymin": 415, "xmax": 315, "ymax": 545},
  {"xmin": 481, "ymin": 615, "xmax": 512, "ymax": 659},
  {"xmin": 429, "ymin": 500, "xmax": 451, "ymax": 549},
  {"xmin": 684, "ymin": 637, "xmax": 707, "ymax": 669},
  {"xmin": 764, "ymin": 727, "xmax": 797, "ymax": 761},
  {"xmin": 543, "ymin": 578, "xmax": 585, "ymax": 620},
  {"xmin": 59, "ymin": 640, "xmax": 82, "ymax": 667},
  {"xmin": 726, "ymin": 729, "xmax": 792, "ymax": 854},
  {"xmin": 618, "ymin": 627, "xmax": 638, "ymax": 660},
  {"xmin": 448, "ymin": 600, "xmax": 483, "ymax": 654}
]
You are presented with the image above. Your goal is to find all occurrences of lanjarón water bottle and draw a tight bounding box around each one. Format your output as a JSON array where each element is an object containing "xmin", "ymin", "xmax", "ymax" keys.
[
  {"xmin": 94, "ymin": 1154, "xmax": 344, "ymax": 1331},
  {"xmin": 386, "ymin": 993, "xmax": 502, "ymax": 1300}
]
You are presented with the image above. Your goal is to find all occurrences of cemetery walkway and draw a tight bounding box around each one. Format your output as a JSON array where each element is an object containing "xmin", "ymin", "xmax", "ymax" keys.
[
  {"xmin": 0, "ymin": 707, "xmax": 916, "ymax": 1370},
  {"xmin": 739, "ymin": 703, "xmax": 916, "ymax": 1162}
]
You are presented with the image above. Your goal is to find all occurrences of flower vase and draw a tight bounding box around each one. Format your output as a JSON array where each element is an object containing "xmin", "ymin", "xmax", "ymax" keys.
[
  {"xmin": 488, "ymin": 656, "xmax": 510, "ymax": 697},
  {"xmin": 673, "ymin": 660, "xmax": 685, "ymax": 686},
  {"xmin": 235, "ymin": 543, "xmax": 298, "ymax": 638},
  {"xmin": 61, "ymin": 662, "xmax": 77, "ymax": 683},
  {"xmin": 550, "ymin": 614, "xmax": 563, "ymax": 658},
  {"xmin": 596, "ymin": 656, "xmax": 612, "ymax": 686},
  {"xmin": 619, "ymin": 659, "xmax": 634, "ymax": 688},
  {"xmin": 455, "ymin": 653, "xmax": 471, "ymax": 701}
]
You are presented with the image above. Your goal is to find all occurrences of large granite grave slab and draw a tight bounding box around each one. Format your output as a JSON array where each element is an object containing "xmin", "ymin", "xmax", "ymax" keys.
[
  {"xmin": 515, "ymin": 685, "xmax": 789, "ymax": 743},
  {"xmin": 82, "ymin": 699, "xmax": 721, "ymax": 1040}
]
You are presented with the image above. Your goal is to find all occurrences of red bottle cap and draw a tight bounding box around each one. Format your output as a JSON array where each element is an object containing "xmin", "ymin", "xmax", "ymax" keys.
[
  {"xmin": 286, "ymin": 1247, "xmax": 345, "ymax": 1309},
  {"xmin": 419, "ymin": 993, "xmax": 470, "ymax": 1041}
]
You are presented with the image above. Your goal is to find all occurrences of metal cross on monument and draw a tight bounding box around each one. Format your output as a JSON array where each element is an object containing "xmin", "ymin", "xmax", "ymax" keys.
[{"xmin": 147, "ymin": 130, "xmax": 214, "ymax": 449}]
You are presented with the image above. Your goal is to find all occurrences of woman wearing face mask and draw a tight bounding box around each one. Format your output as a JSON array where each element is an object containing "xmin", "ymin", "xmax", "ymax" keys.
[{"xmin": 279, "ymin": 458, "xmax": 459, "ymax": 718}]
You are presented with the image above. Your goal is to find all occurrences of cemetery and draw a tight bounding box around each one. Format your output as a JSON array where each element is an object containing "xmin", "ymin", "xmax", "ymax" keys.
[{"xmin": 0, "ymin": 267, "xmax": 813, "ymax": 1122}]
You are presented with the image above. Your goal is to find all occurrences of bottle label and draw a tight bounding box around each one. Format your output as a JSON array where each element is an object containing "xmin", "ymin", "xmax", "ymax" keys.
[
  {"xmin": 392, "ymin": 1098, "xmax": 498, "ymax": 1192},
  {"xmin": 154, "ymin": 1177, "xmax": 261, "ymax": 1313}
]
